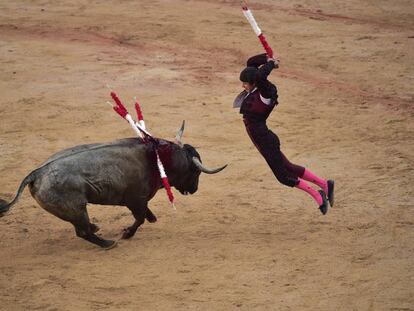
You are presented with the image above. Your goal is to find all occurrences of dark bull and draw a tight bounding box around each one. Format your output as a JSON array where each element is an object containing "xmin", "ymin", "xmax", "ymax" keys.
[{"xmin": 0, "ymin": 124, "xmax": 226, "ymax": 249}]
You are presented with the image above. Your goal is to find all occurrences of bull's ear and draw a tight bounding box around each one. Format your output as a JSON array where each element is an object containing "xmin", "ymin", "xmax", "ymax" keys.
[{"xmin": 174, "ymin": 120, "xmax": 185, "ymax": 147}]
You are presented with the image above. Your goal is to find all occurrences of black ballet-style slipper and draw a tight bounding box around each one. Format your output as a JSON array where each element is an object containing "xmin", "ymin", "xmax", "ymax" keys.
[
  {"xmin": 318, "ymin": 190, "xmax": 328, "ymax": 215},
  {"xmin": 327, "ymin": 180, "xmax": 334, "ymax": 207}
]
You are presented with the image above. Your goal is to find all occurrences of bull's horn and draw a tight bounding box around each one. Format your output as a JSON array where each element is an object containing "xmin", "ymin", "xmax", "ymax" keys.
[
  {"xmin": 174, "ymin": 120, "xmax": 185, "ymax": 147},
  {"xmin": 192, "ymin": 157, "xmax": 227, "ymax": 174}
]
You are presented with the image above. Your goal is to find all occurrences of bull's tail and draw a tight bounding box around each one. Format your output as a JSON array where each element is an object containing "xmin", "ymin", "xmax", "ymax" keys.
[{"xmin": 0, "ymin": 173, "xmax": 36, "ymax": 216}]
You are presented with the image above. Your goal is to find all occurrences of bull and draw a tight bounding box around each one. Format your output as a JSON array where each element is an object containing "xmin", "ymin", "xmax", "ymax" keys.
[{"xmin": 0, "ymin": 123, "xmax": 226, "ymax": 249}]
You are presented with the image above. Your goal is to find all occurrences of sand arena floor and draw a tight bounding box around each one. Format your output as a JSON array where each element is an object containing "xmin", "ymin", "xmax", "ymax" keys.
[{"xmin": 0, "ymin": 1, "xmax": 413, "ymax": 310}]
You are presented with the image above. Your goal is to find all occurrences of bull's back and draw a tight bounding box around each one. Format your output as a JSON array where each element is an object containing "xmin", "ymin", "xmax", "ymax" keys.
[{"xmin": 30, "ymin": 139, "xmax": 155, "ymax": 206}]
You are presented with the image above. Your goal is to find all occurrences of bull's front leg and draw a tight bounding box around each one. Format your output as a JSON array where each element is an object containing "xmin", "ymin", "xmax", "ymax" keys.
[
  {"xmin": 146, "ymin": 208, "xmax": 157, "ymax": 223},
  {"xmin": 122, "ymin": 202, "xmax": 155, "ymax": 239}
]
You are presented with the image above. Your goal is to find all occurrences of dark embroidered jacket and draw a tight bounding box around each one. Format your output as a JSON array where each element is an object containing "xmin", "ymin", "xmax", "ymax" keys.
[{"xmin": 239, "ymin": 53, "xmax": 278, "ymax": 122}]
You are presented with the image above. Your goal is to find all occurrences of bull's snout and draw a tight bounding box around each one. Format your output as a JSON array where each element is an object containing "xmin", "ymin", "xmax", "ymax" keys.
[{"xmin": 179, "ymin": 187, "xmax": 197, "ymax": 195}]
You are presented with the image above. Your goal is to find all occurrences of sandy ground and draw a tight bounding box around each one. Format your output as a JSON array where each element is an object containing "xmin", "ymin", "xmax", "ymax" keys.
[{"xmin": 0, "ymin": 0, "xmax": 413, "ymax": 310}]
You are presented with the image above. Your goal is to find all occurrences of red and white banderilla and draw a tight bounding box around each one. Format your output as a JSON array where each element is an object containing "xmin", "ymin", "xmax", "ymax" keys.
[
  {"xmin": 241, "ymin": 0, "xmax": 274, "ymax": 59},
  {"xmin": 109, "ymin": 91, "xmax": 175, "ymax": 208},
  {"xmin": 134, "ymin": 97, "xmax": 146, "ymax": 130},
  {"xmin": 133, "ymin": 96, "xmax": 175, "ymax": 207}
]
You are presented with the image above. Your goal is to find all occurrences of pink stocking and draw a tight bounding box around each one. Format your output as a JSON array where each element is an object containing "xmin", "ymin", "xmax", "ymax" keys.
[
  {"xmin": 302, "ymin": 169, "xmax": 328, "ymax": 194},
  {"xmin": 295, "ymin": 179, "xmax": 322, "ymax": 206}
]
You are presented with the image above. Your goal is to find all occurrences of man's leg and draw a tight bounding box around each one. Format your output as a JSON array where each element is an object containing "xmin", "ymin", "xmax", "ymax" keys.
[
  {"xmin": 279, "ymin": 151, "xmax": 305, "ymax": 178},
  {"xmin": 280, "ymin": 151, "xmax": 334, "ymax": 208},
  {"xmin": 301, "ymin": 169, "xmax": 334, "ymax": 207},
  {"xmin": 263, "ymin": 140, "xmax": 328, "ymax": 214},
  {"xmin": 295, "ymin": 179, "xmax": 328, "ymax": 214},
  {"xmin": 302, "ymin": 169, "xmax": 328, "ymax": 193},
  {"xmin": 246, "ymin": 127, "xmax": 329, "ymax": 213}
]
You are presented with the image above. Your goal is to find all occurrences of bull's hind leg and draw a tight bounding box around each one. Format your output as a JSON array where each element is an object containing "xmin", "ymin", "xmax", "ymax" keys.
[
  {"xmin": 122, "ymin": 203, "xmax": 147, "ymax": 239},
  {"xmin": 36, "ymin": 198, "xmax": 115, "ymax": 249},
  {"xmin": 75, "ymin": 227, "xmax": 116, "ymax": 249},
  {"xmin": 89, "ymin": 223, "xmax": 100, "ymax": 233},
  {"xmin": 72, "ymin": 209, "xmax": 116, "ymax": 249}
]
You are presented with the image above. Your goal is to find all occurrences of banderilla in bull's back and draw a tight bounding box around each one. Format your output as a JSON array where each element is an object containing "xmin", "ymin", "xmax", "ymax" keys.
[{"xmin": 0, "ymin": 125, "xmax": 227, "ymax": 249}]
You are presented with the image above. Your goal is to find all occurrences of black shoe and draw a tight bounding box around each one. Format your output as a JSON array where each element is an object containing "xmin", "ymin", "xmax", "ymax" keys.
[
  {"xmin": 327, "ymin": 180, "xmax": 334, "ymax": 207},
  {"xmin": 318, "ymin": 190, "xmax": 328, "ymax": 215}
]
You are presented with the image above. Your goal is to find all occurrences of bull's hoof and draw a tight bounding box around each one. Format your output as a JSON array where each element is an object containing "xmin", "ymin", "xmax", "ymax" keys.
[
  {"xmin": 103, "ymin": 240, "xmax": 117, "ymax": 250},
  {"xmin": 146, "ymin": 213, "xmax": 157, "ymax": 223},
  {"xmin": 0, "ymin": 210, "xmax": 10, "ymax": 217},
  {"xmin": 122, "ymin": 228, "xmax": 137, "ymax": 240}
]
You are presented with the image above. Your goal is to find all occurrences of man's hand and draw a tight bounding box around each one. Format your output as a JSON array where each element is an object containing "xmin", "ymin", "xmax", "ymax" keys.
[{"xmin": 267, "ymin": 55, "xmax": 280, "ymax": 68}]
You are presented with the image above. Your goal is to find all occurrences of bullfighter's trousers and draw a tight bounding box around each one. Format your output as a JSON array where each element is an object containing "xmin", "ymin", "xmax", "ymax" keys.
[{"xmin": 243, "ymin": 119, "xmax": 305, "ymax": 187}]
